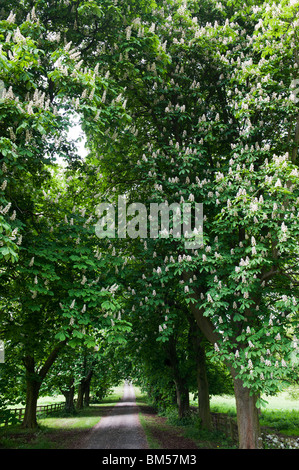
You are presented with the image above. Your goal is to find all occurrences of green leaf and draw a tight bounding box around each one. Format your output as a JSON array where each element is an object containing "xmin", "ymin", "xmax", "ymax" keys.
[
  {"xmin": 55, "ymin": 331, "xmax": 66, "ymax": 341},
  {"xmin": 73, "ymin": 330, "xmax": 84, "ymax": 339},
  {"xmin": 101, "ymin": 300, "xmax": 116, "ymax": 311}
]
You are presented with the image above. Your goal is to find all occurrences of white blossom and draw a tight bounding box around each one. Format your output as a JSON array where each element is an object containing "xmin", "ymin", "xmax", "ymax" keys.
[
  {"xmin": 7, "ymin": 11, "xmax": 16, "ymax": 23},
  {"xmin": 1, "ymin": 180, "xmax": 7, "ymax": 191},
  {"xmin": 126, "ymin": 26, "xmax": 132, "ymax": 40}
]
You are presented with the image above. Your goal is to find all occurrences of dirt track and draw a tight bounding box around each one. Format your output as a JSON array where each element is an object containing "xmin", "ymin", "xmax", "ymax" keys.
[{"xmin": 81, "ymin": 382, "xmax": 149, "ymax": 449}]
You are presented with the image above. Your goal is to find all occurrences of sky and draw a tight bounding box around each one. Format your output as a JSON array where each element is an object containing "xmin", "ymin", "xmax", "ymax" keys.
[
  {"xmin": 55, "ymin": 117, "xmax": 88, "ymax": 166},
  {"xmin": 68, "ymin": 122, "xmax": 88, "ymax": 158}
]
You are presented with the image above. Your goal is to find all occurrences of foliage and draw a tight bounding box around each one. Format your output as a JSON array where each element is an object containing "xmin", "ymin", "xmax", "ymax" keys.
[
  {"xmin": 0, "ymin": 2, "xmax": 131, "ymax": 416},
  {"xmin": 0, "ymin": 0, "xmax": 298, "ymax": 447},
  {"xmin": 90, "ymin": 0, "xmax": 299, "ymax": 399}
]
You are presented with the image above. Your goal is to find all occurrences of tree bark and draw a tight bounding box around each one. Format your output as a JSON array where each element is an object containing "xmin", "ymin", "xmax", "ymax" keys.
[
  {"xmin": 197, "ymin": 364, "xmax": 212, "ymax": 430},
  {"xmin": 62, "ymin": 379, "xmax": 75, "ymax": 413},
  {"xmin": 189, "ymin": 322, "xmax": 212, "ymax": 430},
  {"xmin": 84, "ymin": 372, "xmax": 93, "ymax": 407},
  {"xmin": 182, "ymin": 272, "xmax": 218, "ymax": 345},
  {"xmin": 22, "ymin": 341, "xmax": 66, "ymax": 428},
  {"xmin": 23, "ymin": 382, "xmax": 40, "ymax": 429},
  {"xmin": 167, "ymin": 337, "xmax": 190, "ymax": 419},
  {"xmin": 76, "ymin": 382, "xmax": 84, "ymax": 410},
  {"xmin": 64, "ymin": 388, "xmax": 75, "ymax": 413},
  {"xmin": 76, "ymin": 369, "xmax": 93, "ymax": 409},
  {"xmin": 183, "ymin": 272, "xmax": 262, "ymax": 448},
  {"xmin": 22, "ymin": 357, "xmax": 41, "ymax": 429},
  {"xmin": 232, "ymin": 371, "xmax": 262, "ymax": 449},
  {"xmin": 174, "ymin": 378, "xmax": 190, "ymax": 419}
]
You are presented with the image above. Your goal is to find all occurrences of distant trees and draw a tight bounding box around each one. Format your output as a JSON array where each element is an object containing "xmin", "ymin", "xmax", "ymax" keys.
[{"xmin": 43, "ymin": 341, "xmax": 126, "ymax": 413}]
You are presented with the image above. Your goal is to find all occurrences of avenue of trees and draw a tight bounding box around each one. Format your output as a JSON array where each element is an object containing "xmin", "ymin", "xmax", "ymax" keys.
[{"xmin": 0, "ymin": 0, "xmax": 298, "ymax": 449}]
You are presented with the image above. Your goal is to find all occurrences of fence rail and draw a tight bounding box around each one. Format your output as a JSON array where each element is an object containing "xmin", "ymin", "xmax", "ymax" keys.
[
  {"xmin": 0, "ymin": 402, "xmax": 65, "ymax": 426},
  {"xmin": 2, "ymin": 402, "xmax": 239, "ymax": 442}
]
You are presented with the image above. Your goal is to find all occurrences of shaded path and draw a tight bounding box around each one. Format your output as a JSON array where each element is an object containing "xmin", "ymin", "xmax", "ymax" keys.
[{"xmin": 81, "ymin": 382, "xmax": 148, "ymax": 449}]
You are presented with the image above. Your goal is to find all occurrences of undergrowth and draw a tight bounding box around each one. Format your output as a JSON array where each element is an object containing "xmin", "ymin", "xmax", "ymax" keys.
[
  {"xmin": 156, "ymin": 406, "xmax": 236, "ymax": 449},
  {"xmin": 260, "ymin": 409, "xmax": 299, "ymax": 435}
]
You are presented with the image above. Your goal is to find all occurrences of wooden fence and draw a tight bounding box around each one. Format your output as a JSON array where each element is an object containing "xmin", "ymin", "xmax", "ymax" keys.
[
  {"xmin": 2, "ymin": 403, "xmax": 239, "ymax": 442},
  {"xmin": 0, "ymin": 402, "xmax": 65, "ymax": 426}
]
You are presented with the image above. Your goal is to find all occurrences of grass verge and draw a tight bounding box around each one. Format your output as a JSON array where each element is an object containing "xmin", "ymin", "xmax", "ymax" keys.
[
  {"xmin": 0, "ymin": 385, "xmax": 124, "ymax": 449},
  {"xmin": 136, "ymin": 386, "xmax": 299, "ymax": 450},
  {"xmin": 205, "ymin": 391, "xmax": 299, "ymax": 439},
  {"xmin": 134, "ymin": 386, "xmax": 236, "ymax": 449},
  {"xmin": 138, "ymin": 412, "xmax": 162, "ymax": 449}
]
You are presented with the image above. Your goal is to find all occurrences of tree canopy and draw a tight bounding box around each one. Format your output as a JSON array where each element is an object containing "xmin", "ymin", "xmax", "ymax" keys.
[{"xmin": 0, "ymin": 0, "xmax": 298, "ymax": 449}]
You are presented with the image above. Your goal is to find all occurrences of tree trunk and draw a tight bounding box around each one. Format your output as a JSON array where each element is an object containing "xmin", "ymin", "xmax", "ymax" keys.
[
  {"xmin": 189, "ymin": 319, "xmax": 212, "ymax": 430},
  {"xmin": 84, "ymin": 383, "xmax": 90, "ymax": 407},
  {"xmin": 167, "ymin": 337, "xmax": 190, "ymax": 419},
  {"xmin": 196, "ymin": 352, "xmax": 211, "ymax": 429},
  {"xmin": 22, "ymin": 341, "xmax": 66, "ymax": 428},
  {"xmin": 174, "ymin": 378, "xmax": 190, "ymax": 419},
  {"xmin": 77, "ymin": 369, "xmax": 93, "ymax": 409},
  {"xmin": 76, "ymin": 382, "xmax": 84, "ymax": 410},
  {"xmin": 64, "ymin": 389, "xmax": 75, "ymax": 413},
  {"xmin": 84, "ymin": 373, "xmax": 93, "ymax": 407},
  {"xmin": 183, "ymin": 274, "xmax": 263, "ymax": 448},
  {"xmin": 63, "ymin": 379, "xmax": 75, "ymax": 413},
  {"xmin": 232, "ymin": 372, "xmax": 262, "ymax": 449},
  {"xmin": 22, "ymin": 376, "xmax": 40, "ymax": 429}
]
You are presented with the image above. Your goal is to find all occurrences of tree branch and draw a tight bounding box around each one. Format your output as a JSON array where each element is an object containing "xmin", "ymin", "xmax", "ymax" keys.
[
  {"xmin": 38, "ymin": 340, "xmax": 67, "ymax": 380},
  {"xmin": 182, "ymin": 271, "xmax": 218, "ymax": 345}
]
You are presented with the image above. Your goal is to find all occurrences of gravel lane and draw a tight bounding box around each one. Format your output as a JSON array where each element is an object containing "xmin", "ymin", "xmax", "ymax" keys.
[{"xmin": 81, "ymin": 382, "xmax": 149, "ymax": 449}]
